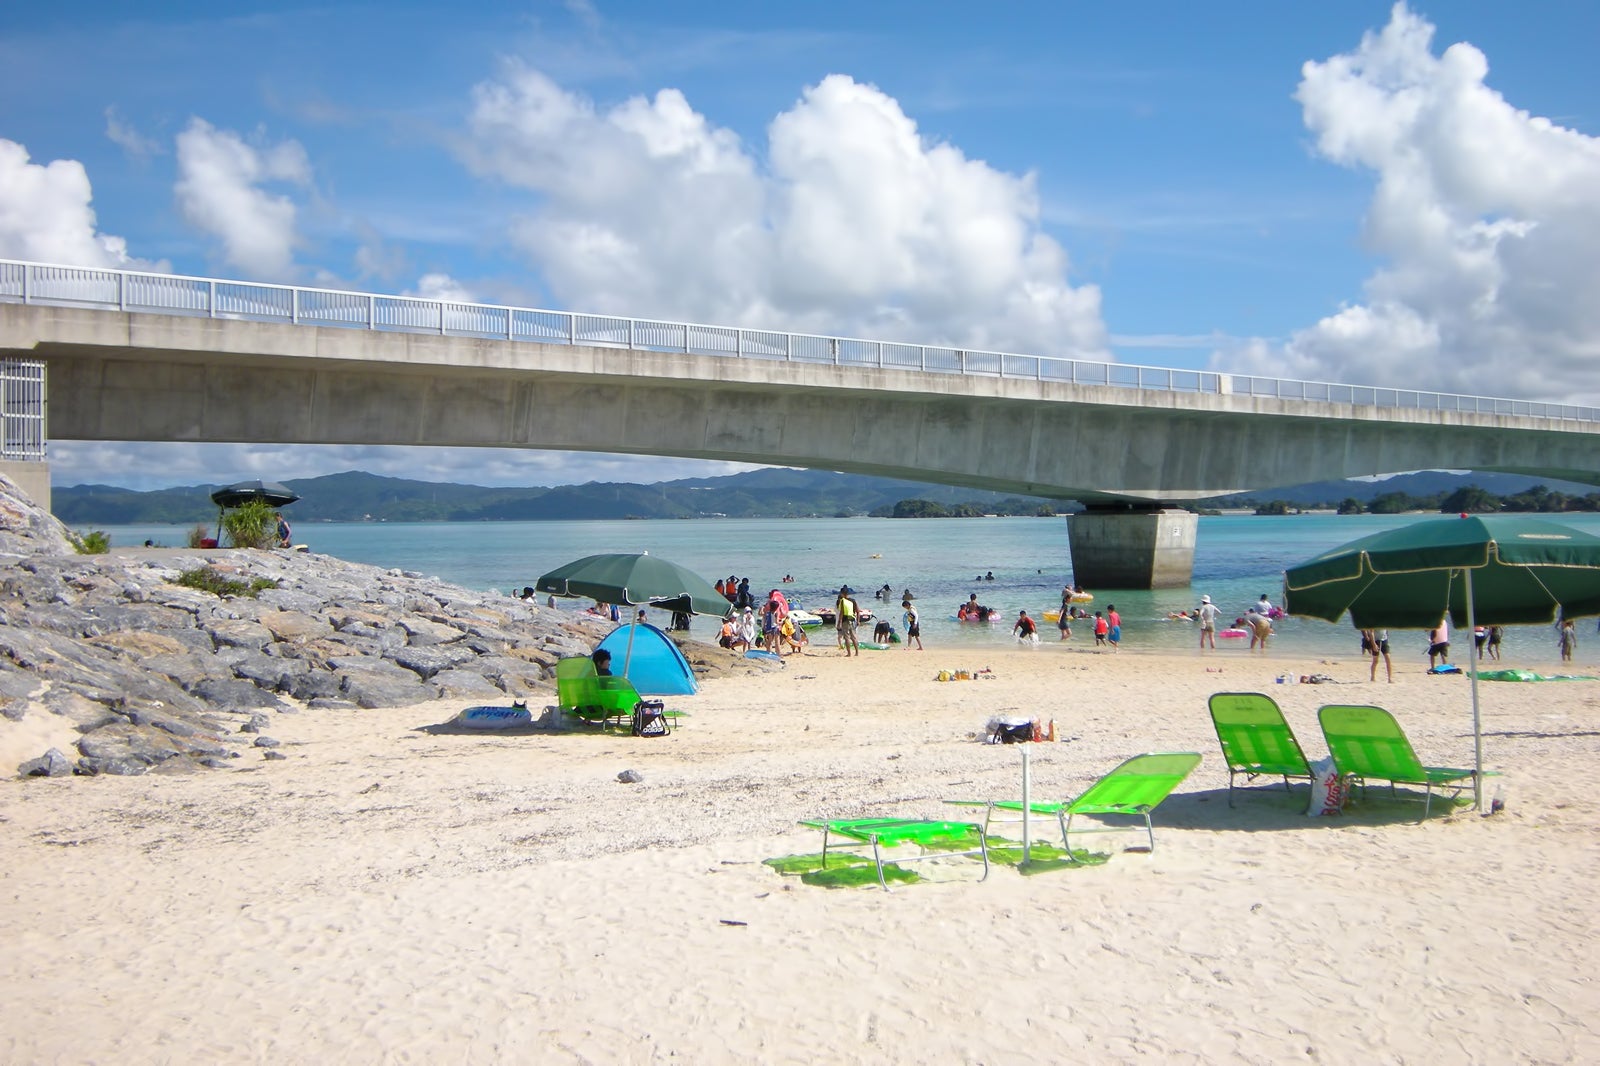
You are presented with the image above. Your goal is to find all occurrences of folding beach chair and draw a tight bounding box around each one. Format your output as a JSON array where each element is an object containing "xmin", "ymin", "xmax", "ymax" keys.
[
  {"xmin": 1208, "ymin": 692, "xmax": 1314, "ymax": 806},
  {"xmin": 955, "ymin": 752, "xmax": 1202, "ymax": 862},
  {"xmin": 555, "ymin": 658, "xmax": 637, "ymax": 729},
  {"xmin": 1317, "ymin": 705, "xmax": 1480, "ymax": 820},
  {"xmin": 799, "ymin": 818, "xmax": 990, "ymax": 890},
  {"xmin": 555, "ymin": 656, "xmax": 596, "ymax": 712}
]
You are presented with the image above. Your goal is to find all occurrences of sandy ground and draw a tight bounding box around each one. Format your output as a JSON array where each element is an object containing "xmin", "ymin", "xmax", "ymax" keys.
[{"xmin": 3, "ymin": 639, "xmax": 1599, "ymax": 1064}]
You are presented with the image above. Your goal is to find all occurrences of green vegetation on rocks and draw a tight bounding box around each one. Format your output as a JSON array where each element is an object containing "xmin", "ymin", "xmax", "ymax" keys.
[
  {"xmin": 175, "ymin": 566, "xmax": 279, "ymax": 598},
  {"xmin": 70, "ymin": 530, "xmax": 111, "ymax": 554}
]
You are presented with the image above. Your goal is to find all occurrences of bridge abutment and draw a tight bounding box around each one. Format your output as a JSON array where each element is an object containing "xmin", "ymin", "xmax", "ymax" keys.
[{"xmin": 1066, "ymin": 507, "xmax": 1197, "ymax": 590}]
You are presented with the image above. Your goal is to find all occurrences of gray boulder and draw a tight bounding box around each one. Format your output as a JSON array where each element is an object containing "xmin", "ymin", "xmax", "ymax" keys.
[
  {"xmin": 428, "ymin": 669, "xmax": 505, "ymax": 699},
  {"xmin": 0, "ymin": 470, "xmax": 75, "ymax": 558},
  {"xmin": 191, "ymin": 677, "xmax": 287, "ymax": 712},
  {"xmin": 340, "ymin": 668, "xmax": 433, "ymax": 708},
  {"xmin": 389, "ymin": 644, "xmax": 480, "ymax": 679},
  {"xmin": 19, "ymin": 747, "xmax": 73, "ymax": 777}
]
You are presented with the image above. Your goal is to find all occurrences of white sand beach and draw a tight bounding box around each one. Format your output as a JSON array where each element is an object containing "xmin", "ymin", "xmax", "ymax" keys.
[{"xmin": 4, "ymin": 643, "xmax": 1598, "ymax": 1063}]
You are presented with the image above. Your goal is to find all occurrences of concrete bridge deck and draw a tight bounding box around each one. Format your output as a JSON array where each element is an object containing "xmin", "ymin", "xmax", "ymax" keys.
[{"xmin": 4, "ymin": 259, "xmax": 1597, "ymax": 586}]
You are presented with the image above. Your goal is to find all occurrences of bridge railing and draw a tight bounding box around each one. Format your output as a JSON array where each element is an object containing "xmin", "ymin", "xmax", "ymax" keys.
[{"xmin": 2, "ymin": 258, "xmax": 1595, "ymax": 424}]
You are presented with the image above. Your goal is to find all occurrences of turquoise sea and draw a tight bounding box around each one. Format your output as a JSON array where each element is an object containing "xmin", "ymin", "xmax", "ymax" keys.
[{"xmin": 95, "ymin": 513, "xmax": 1600, "ymax": 667}]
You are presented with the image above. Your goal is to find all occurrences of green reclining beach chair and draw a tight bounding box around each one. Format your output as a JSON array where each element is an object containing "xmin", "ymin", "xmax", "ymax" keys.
[
  {"xmin": 799, "ymin": 818, "xmax": 989, "ymax": 890},
  {"xmin": 1208, "ymin": 692, "xmax": 1313, "ymax": 806},
  {"xmin": 1318, "ymin": 704, "xmax": 1478, "ymax": 820},
  {"xmin": 961, "ymin": 752, "xmax": 1203, "ymax": 862},
  {"xmin": 554, "ymin": 657, "xmax": 639, "ymax": 729}
]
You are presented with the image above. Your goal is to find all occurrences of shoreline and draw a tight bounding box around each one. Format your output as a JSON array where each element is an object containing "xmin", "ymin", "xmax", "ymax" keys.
[{"xmin": 5, "ymin": 645, "xmax": 1598, "ymax": 1061}]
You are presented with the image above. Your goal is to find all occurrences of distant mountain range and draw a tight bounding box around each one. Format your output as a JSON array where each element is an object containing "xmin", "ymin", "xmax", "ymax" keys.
[
  {"xmin": 50, "ymin": 468, "xmax": 1600, "ymax": 526},
  {"xmin": 1202, "ymin": 470, "xmax": 1600, "ymax": 509},
  {"xmin": 52, "ymin": 468, "xmax": 1055, "ymax": 525}
]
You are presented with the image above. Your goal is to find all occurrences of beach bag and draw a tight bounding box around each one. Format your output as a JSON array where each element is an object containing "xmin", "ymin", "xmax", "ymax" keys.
[
  {"xmin": 631, "ymin": 699, "xmax": 670, "ymax": 737},
  {"xmin": 1306, "ymin": 757, "xmax": 1345, "ymax": 817},
  {"xmin": 997, "ymin": 721, "xmax": 1034, "ymax": 744}
]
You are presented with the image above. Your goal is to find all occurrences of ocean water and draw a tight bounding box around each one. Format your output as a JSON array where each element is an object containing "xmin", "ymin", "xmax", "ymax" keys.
[{"xmin": 93, "ymin": 513, "xmax": 1600, "ymax": 666}]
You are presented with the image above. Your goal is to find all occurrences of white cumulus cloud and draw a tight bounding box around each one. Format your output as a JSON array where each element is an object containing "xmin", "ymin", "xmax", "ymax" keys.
[
  {"xmin": 406, "ymin": 272, "xmax": 478, "ymax": 303},
  {"xmin": 1220, "ymin": 3, "xmax": 1600, "ymax": 402},
  {"xmin": 0, "ymin": 138, "xmax": 146, "ymax": 268},
  {"xmin": 462, "ymin": 64, "xmax": 1106, "ymax": 357},
  {"xmin": 174, "ymin": 118, "xmax": 312, "ymax": 281}
]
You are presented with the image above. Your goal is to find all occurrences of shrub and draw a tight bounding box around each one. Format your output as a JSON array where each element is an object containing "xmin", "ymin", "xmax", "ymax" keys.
[
  {"xmin": 71, "ymin": 530, "xmax": 111, "ymax": 554},
  {"xmin": 220, "ymin": 498, "xmax": 278, "ymax": 549},
  {"xmin": 186, "ymin": 523, "xmax": 211, "ymax": 548},
  {"xmin": 174, "ymin": 566, "xmax": 278, "ymax": 598}
]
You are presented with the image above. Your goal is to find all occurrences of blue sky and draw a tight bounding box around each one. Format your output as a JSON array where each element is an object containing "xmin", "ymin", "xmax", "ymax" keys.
[{"xmin": 3, "ymin": 1, "xmax": 1597, "ymax": 490}]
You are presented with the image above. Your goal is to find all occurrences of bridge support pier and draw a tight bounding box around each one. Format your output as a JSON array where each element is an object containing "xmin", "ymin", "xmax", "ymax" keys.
[{"xmin": 1066, "ymin": 506, "xmax": 1197, "ymax": 590}]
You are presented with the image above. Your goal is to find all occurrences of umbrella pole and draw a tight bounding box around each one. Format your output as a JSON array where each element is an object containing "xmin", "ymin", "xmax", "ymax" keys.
[
  {"xmin": 1465, "ymin": 570, "xmax": 1484, "ymax": 810},
  {"xmin": 621, "ymin": 619, "xmax": 638, "ymax": 678},
  {"xmin": 1020, "ymin": 747, "xmax": 1033, "ymax": 868}
]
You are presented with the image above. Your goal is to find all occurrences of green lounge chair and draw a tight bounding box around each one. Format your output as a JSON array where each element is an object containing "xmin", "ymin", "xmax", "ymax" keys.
[
  {"xmin": 799, "ymin": 818, "xmax": 989, "ymax": 890},
  {"xmin": 555, "ymin": 656, "xmax": 597, "ymax": 711},
  {"xmin": 956, "ymin": 752, "xmax": 1202, "ymax": 862},
  {"xmin": 1208, "ymin": 692, "xmax": 1313, "ymax": 806},
  {"xmin": 1317, "ymin": 705, "xmax": 1478, "ymax": 820},
  {"xmin": 554, "ymin": 657, "xmax": 640, "ymax": 728}
]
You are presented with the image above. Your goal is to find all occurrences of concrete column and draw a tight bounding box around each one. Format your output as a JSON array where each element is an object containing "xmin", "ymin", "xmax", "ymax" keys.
[
  {"xmin": 0, "ymin": 460, "xmax": 49, "ymax": 511},
  {"xmin": 1066, "ymin": 508, "xmax": 1198, "ymax": 589}
]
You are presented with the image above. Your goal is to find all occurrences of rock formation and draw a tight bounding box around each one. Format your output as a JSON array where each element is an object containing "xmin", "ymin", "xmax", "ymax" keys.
[{"xmin": 0, "ymin": 470, "xmax": 756, "ymax": 778}]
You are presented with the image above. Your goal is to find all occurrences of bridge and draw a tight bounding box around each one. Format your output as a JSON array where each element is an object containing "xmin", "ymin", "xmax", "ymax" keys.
[{"xmin": 3, "ymin": 258, "xmax": 1598, "ymax": 587}]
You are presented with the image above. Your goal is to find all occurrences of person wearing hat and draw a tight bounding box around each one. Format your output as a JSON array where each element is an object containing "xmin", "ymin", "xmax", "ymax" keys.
[
  {"xmin": 736, "ymin": 606, "xmax": 758, "ymax": 651},
  {"xmin": 834, "ymin": 585, "xmax": 860, "ymax": 656},
  {"xmin": 1197, "ymin": 594, "xmax": 1220, "ymax": 650}
]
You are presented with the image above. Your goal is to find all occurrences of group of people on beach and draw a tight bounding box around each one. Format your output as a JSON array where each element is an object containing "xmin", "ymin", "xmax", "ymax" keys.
[
  {"xmin": 716, "ymin": 587, "xmax": 811, "ymax": 656},
  {"xmin": 1189, "ymin": 593, "xmax": 1275, "ymax": 651},
  {"xmin": 824, "ymin": 585, "xmax": 923, "ymax": 654}
]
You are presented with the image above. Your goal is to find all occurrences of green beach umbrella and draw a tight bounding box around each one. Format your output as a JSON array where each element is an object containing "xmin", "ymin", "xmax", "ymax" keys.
[
  {"xmin": 535, "ymin": 552, "xmax": 731, "ymax": 617},
  {"xmin": 1283, "ymin": 514, "xmax": 1600, "ymax": 807},
  {"xmin": 535, "ymin": 552, "xmax": 731, "ymax": 676}
]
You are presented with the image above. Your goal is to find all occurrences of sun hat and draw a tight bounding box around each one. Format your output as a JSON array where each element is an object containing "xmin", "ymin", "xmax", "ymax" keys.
[
  {"xmin": 840, "ymin": 585, "xmax": 852, "ymax": 594},
  {"xmin": 1201, "ymin": 595, "xmax": 1212, "ymax": 603}
]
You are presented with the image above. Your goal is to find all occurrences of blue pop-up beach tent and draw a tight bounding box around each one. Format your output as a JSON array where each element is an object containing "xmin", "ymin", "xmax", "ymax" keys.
[{"xmin": 596, "ymin": 623, "xmax": 698, "ymax": 696}]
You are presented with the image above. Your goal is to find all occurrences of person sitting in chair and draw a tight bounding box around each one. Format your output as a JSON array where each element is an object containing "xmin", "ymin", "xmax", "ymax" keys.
[{"xmin": 591, "ymin": 649, "xmax": 613, "ymax": 676}]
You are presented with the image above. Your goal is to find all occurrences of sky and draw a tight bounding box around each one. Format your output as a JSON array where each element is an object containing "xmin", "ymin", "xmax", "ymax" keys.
[{"xmin": 2, "ymin": 1, "xmax": 1597, "ymax": 491}]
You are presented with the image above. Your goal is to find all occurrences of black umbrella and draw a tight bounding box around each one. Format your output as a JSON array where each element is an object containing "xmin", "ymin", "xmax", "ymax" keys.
[{"xmin": 210, "ymin": 480, "xmax": 300, "ymax": 508}]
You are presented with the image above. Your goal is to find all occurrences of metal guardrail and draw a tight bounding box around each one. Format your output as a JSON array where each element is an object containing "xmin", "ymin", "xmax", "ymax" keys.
[
  {"xmin": 1, "ymin": 258, "xmax": 1595, "ymax": 424},
  {"xmin": 0, "ymin": 357, "xmax": 46, "ymax": 461}
]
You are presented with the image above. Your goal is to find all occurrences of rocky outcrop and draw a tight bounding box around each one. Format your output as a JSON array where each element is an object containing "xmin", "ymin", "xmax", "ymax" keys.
[
  {"xmin": 1, "ymin": 471, "xmax": 772, "ymax": 782},
  {"xmin": 0, "ymin": 471, "xmax": 623, "ymax": 777}
]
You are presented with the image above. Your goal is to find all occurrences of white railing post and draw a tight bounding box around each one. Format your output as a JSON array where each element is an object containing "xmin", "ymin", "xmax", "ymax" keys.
[
  {"xmin": 208, "ymin": 280, "xmax": 216, "ymax": 317},
  {"xmin": 369, "ymin": 295, "xmax": 376, "ymax": 330},
  {"xmin": 291, "ymin": 288, "xmax": 299, "ymax": 325}
]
